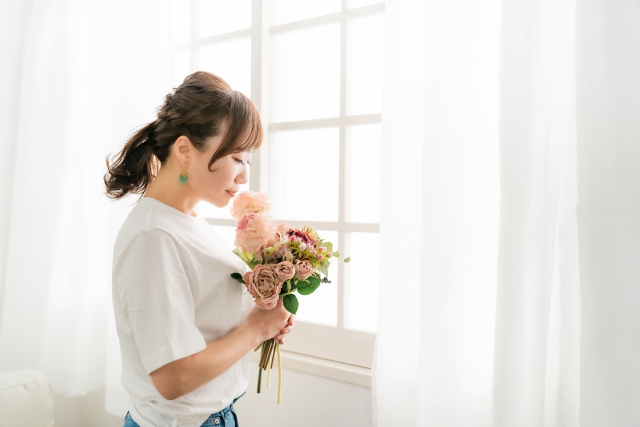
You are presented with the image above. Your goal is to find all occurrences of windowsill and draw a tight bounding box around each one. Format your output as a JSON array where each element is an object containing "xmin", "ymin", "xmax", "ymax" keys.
[{"xmin": 251, "ymin": 348, "xmax": 372, "ymax": 388}]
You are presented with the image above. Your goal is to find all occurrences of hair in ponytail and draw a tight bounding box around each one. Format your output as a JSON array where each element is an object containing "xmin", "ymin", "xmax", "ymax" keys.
[{"xmin": 104, "ymin": 71, "xmax": 263, "ymax": 200}]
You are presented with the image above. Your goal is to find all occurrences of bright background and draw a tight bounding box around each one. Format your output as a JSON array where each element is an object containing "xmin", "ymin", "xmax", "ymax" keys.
[{"xmin": 1, "ymin": 0, "xmax": 639, "ymax": 426}]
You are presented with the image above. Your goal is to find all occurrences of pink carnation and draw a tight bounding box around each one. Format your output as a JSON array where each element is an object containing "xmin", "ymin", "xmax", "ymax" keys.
[
  {"xmin": 235, "ymin": 212, "xmax": 277, "ymax": 254},
  {"xmin": 230, "ymin": 191, "xmax": 271, "ymax": 221},
  {"xmin": 277, "ymin": 223, "xmax": 292, "ymax": 234}
]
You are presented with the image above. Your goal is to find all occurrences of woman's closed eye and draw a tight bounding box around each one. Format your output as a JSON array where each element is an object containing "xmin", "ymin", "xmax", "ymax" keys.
[{"xmin": 234, "ymin": 158, "xmax": 252, "ymax": 166}]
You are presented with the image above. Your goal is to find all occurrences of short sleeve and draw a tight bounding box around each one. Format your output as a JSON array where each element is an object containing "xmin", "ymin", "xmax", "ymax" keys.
[{"xmin": 115, "ymin": 228, "xmax": 206, "ymax": 375}]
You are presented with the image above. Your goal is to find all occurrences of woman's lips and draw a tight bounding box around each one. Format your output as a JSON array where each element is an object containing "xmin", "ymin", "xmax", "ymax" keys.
[{"xmin": 227, "ymin": 191, "xmax": 236, "ymax": 197}]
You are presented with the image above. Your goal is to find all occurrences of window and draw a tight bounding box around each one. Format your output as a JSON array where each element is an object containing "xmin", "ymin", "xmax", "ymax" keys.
[{"xmin": 170, "ymin": 0, "xmax": 385, "ymax": 382}]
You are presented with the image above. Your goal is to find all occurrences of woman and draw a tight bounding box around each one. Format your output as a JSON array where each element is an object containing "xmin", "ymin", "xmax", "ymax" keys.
[{"xmin": 104, "ymin": 71, "xmax": 294, "ymax": 427}]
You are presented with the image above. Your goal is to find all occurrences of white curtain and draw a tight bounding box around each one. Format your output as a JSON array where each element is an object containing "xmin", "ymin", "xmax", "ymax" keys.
[
  {"xmin": 374, "ymin": 0, "xmax": 640, "ymax": 426},
  {"xmin": 0, "ymin": 0, "xmax": 174, "ymax": 417}
]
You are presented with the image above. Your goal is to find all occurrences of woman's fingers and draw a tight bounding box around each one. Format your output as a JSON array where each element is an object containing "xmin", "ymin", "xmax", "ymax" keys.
[
  {"xmin": 275, "ymin": 329, "xmax": 290, "ymax": 339},
  {"xmin": 274, "ymin": 321, "xmax": 296, "ymax": 342}
]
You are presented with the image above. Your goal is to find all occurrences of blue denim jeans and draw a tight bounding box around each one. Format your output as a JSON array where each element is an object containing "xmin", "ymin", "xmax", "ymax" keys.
[{"xmin": 123, "ymin": 392, "xmax": 245, "ymax": 427}]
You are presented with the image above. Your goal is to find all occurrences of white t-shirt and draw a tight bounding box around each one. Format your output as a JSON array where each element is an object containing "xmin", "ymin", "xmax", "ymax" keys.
[{"xmin": 111, "ymin": 197, "xmax": 254, "ymax": 427}]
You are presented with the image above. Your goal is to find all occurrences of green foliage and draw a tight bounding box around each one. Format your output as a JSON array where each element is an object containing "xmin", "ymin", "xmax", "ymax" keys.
[
  {"xmin": 230, "ymin": 272, "xmax": 245, "ymax": 283},
  {"xmin": 232, "ymin": 248, "xmax": 252, "ymax": 264},
  {"xmin": 297, "ymin": 276, "xmax": 321, "ymax": 295},
  {"xmin": 344, "ymin": 257, "xmax": 351, "ymax": 263},
  {"xmin": 283, "ymin": 294, "xmax": 299, "ymax": 315},
  {"xmin": 308, "ymin": 276, "xmax": 321, "ymax": 287},
  {"xmin": 263, "ymin": 241, "xmax": 286, "ymax": 260},
  {"xmin": 318, "ymin": 262, "xmax": 330, "ymax": 277},
  {"xmin": 279, "ymin": 279, "xmax": 295, "ymax": 295},
  {"xmin": 231, "ymin": 248, "xmax": 262, "ymax": 268}
]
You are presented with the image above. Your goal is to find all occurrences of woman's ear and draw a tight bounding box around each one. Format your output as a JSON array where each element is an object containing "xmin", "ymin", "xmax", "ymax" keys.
[{"xmin": 173, "ymin": 136, "xmax": 191, "ymax": 166}]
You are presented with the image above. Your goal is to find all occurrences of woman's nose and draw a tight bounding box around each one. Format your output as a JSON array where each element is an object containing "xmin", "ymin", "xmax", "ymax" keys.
[{"xmin": 235, "ymin": 167, "xmax": 248, "ymax": 185}]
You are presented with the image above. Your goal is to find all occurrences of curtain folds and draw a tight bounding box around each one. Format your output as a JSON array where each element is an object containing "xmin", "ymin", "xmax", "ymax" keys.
[
  {"xmin": 2, "ymin": 0, "xmax": 639, "ymax": 425},
  {"xmin": 374, "ymin": 0, "xmax": 640, "ymax": 426},
  {"xmin": 0, "ymin": 0, "xmax": 174, "ymax": 414}
]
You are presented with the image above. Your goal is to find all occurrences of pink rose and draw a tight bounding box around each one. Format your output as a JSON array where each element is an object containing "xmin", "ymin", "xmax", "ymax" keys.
[
  {"xmin": 294, "ymin": 259, "xmax": 314, "ymax": 281},
  {"xmin": 244, "ymin": 264, "xmax": 283, "ymax": 309},
  {"xmin": 274, "ymin": 261, "xmax": 295, "ymax": 281}
]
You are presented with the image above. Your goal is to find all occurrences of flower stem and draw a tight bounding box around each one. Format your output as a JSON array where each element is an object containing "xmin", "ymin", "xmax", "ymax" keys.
[
  {"xmin": 276, "ymin": 342, "xmax": 282, "ymax": 404},
  {"xmin": 266, "ymin": 360, "xmax": 271, "ymax": 388},
  {"xmin": 270, "ymin": 343, "xmax": 276, "ymax": 369}
]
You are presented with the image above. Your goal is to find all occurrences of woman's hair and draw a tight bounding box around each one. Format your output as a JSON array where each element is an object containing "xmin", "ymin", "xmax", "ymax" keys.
[{"xmin": 104, "ymin": 71, "xmax": 263, "ymax": 200}]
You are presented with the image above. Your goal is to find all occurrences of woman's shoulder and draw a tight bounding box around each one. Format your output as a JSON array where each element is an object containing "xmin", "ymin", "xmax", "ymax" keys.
[{"xmin": 112, "ymin": 201, "xmax": 189, "ymax": 263}]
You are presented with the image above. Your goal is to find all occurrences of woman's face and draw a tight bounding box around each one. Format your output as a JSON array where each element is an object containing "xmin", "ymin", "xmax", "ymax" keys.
[{"xmin": 189, "ymin": 122, "xmax": 253, "ymax": 208}]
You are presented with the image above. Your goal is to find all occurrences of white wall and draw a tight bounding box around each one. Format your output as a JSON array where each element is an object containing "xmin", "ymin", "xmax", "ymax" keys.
[
  {"xmin": 52, "ymin": 368, "xmax": 372, "ymax": 427},
  {"xmin": 235, "ymin": 368, "xmax": 373, "ymax": 427}
]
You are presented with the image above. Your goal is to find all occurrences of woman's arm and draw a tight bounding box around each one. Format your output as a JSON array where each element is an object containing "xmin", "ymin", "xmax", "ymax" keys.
[{"xmin": 150, "ymin": 299, "xmax": 294, "ymax": 400}]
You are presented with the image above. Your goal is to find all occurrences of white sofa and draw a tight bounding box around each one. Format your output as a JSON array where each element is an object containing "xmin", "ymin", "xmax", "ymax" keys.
[{"xmin": 0, "ymin": 369, "xmax": 55, "ymax": 426}]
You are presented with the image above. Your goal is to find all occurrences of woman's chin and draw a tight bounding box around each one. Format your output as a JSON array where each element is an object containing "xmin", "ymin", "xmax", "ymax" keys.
[{"xmin": 205, "ymin": 197, "xmax": 229, "ymax": 209}]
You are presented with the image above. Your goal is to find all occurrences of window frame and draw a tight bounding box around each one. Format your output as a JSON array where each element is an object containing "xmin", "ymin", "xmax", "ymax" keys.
[{"xmin": 175, "ymin": 0, "xmax": 384, "ymax": 383}]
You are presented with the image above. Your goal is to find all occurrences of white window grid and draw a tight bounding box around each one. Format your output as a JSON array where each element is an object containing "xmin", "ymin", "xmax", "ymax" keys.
[{"xmin": 173, "ymin": 0, "xmax": 384, "ymax": 369}]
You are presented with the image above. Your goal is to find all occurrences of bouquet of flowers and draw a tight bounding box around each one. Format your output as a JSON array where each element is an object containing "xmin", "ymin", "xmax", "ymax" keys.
[{"xmin": 229, "ymin": 191, "xmax": 349, "ymax": 404}]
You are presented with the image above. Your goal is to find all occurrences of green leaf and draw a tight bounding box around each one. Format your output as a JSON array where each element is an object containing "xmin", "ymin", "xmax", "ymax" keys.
[
  {"xmin": 232, "ymin": 248, "xmax": 258, "ymax": 268},
  {"xmin": 319, "ymin": 262, "xmax": 330, "ymax": 277},
  {"xmin": 297, "ymin": 277, "xmax": 321, "ymax": 295},
  {"xmin": 307, "ymin": 276, "xmax": 321, "ymax": 287},
  {"xmin": 332, "ymin": 250, "xmax": 340, "ymax": 258},
  {"xmin": 344, "ymin": 257, "xmax": 351, "ymax": 263},
  {"xmin": 230, "ymin": 272, "xmax": 245, "ymax": 283},
  {"xmin": 280, "ymin": 280, "xmax": 295, "ymax": 295},
  {"xmin": 283, "ymin": 294, "xmax": 299, "ymax": 315}
]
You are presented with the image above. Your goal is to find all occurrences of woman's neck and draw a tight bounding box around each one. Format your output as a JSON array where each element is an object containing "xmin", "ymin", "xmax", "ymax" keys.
[{"xmin": 143, "ymin": 167, "xmax": 199, "ymax": 216}]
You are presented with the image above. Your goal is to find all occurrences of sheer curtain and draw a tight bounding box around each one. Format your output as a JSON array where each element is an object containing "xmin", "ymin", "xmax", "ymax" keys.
[
  {"xmin": 374, "ymin": 0, "xmax": 640, "ymax": 426},
  {"xmin": 0, "ymin": 0, "xmax": 173, "ymax": 415}
]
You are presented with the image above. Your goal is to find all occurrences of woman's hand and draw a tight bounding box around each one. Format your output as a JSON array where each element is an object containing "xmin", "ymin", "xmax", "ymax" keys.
[
  {"xmin": 274, "ymin": 313, "xmax": 295, "ymax": 345},
  {"xmin": 245, "ymin": 298, "xmax": 291, "ymax": 345}
]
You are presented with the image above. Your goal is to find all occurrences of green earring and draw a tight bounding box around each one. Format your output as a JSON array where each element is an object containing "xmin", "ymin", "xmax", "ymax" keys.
[{"xmin": 179, "ymin": 168, "xmax": 188, "ymax": 184}]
